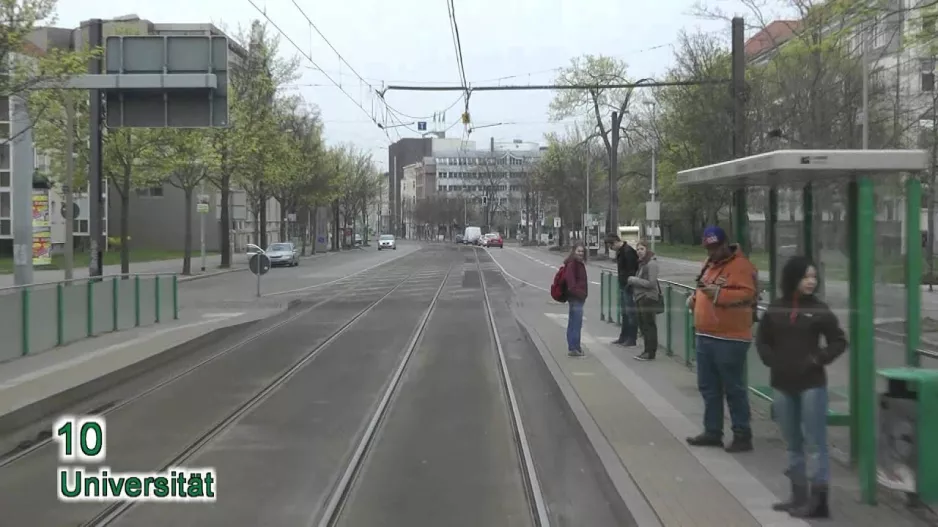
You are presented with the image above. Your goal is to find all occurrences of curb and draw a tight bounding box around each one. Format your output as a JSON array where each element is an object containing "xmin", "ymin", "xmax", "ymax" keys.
[{"xmin": 176, "ymin": 251, "xmax": 333, "ymax": 283}]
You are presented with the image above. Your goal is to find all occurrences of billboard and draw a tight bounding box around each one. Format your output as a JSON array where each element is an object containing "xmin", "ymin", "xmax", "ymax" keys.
[{"xmin": 32, "ymin": 189, "xmax": 51, "ymax": 265}]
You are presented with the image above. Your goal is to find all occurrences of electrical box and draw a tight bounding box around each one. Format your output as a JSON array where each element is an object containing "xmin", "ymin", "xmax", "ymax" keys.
[{"xmin": 877, "ymin": 367, "xmax": 938, "ymax": 503}]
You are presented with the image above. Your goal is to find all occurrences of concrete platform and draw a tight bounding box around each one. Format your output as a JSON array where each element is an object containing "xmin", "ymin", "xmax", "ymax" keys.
[{"xmin": 491, "ymin": 244, "xmax": 937, "ymax": 527}]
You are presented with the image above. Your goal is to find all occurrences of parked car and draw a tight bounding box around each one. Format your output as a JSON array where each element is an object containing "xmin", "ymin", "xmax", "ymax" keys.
[
  {"xmin": 265, "ymin": 242, "xmax": 299, "ymax": 267},
  {"xmin": 464, "ymin": 226, "xmax": 482, "ymax": 245},
  {"xmin": 455, "ymin": 234, "xmax": 464, "ymax": 244},
  {"xmin": 378, "ymin": 234, "xmax": 397, "ymax": 250},
  {"xmin": 482, "ymin": 232, "xmax": 503, "ymax": 248}
]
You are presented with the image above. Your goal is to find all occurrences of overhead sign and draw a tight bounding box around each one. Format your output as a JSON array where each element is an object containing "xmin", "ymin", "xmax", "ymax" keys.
[
  {"xmin": 417, "ymin": 121, "xmax": 427, "ymax": 131},
  {"xmin": 104, "ymin": 35, "xmax": 229, "ymax": 128}
]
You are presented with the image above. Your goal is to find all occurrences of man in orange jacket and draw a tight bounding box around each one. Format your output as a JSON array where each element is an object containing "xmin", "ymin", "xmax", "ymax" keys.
[{"xmin": 686, "ymin": 226, "xmax": 758, "ymax": 453}]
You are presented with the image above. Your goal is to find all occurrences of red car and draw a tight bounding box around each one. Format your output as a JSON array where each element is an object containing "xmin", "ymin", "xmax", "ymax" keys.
[{"xmin": 482, "ymin": 232, "xmax": 503, "ymax": 248}]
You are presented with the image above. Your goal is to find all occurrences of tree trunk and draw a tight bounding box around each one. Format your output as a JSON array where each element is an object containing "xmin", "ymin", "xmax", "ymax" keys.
[
  {"xmin": 220, "ymin": 172, "xmax": 231, "ymax": 268},
  {"xmin": 279, "ymin": 199, "xmax": 287, "ymax": 241},
  {"xmin": 332, "ymin": 199, "xmax": 340, "ymax": 251},
  {"xmin": 120, "ymin": 165, "xmax": 131, "ymax": 276},
  {"xmin": 311, "ymin": 207, "xmax": 319, "ymax": 255},
  {"xmin": 183, "ymin": 188, "xmax": 194, "ymax": 275}
]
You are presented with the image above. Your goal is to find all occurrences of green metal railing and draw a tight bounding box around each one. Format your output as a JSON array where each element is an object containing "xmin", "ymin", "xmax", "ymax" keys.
[{"xmin": 0, "ymin": 273, "xmax": 179, "ymax": 361}]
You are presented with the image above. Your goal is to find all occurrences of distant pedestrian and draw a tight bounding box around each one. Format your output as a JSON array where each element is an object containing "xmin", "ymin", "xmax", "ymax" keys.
[
  {"xmin": 756, "ymin": 256, "xmax": 845, "ymax": 519},
  {"xmin": 608, "ymin": 235, "xmax": 639, "ymax": 347},
  {"xmin": 627, "ymin": 241, "xmax": 662, "ymax": 361},
  {"xmin": 564, "ymin": 244, "xmax": 588, "ymax": 357},
  {"xmin": 686, "ymin": 226, "xmax": 758, "ymax": 453}
]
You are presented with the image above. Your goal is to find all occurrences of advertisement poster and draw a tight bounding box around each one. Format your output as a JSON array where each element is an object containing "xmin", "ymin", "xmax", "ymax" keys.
[{"xmin": 32, "ymin": 189, "xmax": 51, "ymax": 266}]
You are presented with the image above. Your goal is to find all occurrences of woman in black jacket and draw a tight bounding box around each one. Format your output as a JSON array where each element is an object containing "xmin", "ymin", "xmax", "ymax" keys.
[{"xmin": 756, "ymin": 256, "xmax": 846, "ymax": 519}]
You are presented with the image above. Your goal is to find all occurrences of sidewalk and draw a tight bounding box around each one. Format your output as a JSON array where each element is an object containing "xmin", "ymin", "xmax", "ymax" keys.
[{"xmin": 512, "ymin": 294, "xmax": 935, "ymax": 526}]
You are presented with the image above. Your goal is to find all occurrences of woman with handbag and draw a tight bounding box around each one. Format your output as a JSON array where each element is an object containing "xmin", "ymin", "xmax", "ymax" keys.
[{"xmin": 627, "ymin": 241, "xmax": 662, "ymax": 361}]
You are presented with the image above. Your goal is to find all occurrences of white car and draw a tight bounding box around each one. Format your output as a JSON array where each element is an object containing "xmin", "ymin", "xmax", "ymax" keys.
[
  {"xmin": 265, "ymin": 242, "xmax": 299, "ymax": 267},
  {"xmin": 378, "ymin": 234, "xmax": 397, "ymax": 250}
]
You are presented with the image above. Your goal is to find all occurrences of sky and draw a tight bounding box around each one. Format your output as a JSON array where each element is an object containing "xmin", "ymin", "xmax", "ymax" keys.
[{"xmin": 49, "ymin": 0, "xmax": 782, "ymax": 171}]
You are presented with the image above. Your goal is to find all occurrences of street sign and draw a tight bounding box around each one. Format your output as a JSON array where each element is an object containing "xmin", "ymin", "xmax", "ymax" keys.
[
  {"xmin": 104, "ymin": 35, "xmax": 229, "ymax": 128},
  {"xmin": 645, "ymin": 201, "xmax": 660, "ymax": 221},
  {"xmin": 417, "ymin": 121, "xmax": 427, "ymax": 131},
  {"xmin": 553, "ymin": 217, "xmax": 561, "ymax": 228},
  {"xmin": 287, "ymin": 213, "xmax": 296, "ymax": 221},
  {"xmin": 197, "ymin": 194, "xmax": 210, "ymax": 213},
  {"xmin": 249, "ymin": 253, "xmax": 271, "ymax": 276}
]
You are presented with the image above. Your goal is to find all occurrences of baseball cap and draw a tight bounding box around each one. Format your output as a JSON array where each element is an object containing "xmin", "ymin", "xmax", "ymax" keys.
[{"xmin": 702, "ymin": 226, "xmax": 727, "ymax": 247}]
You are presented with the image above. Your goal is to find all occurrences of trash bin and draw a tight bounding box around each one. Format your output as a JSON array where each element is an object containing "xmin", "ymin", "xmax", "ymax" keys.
[{"xmin": 877, "ymin": 367, "xmax": 938, "ymax": 503}]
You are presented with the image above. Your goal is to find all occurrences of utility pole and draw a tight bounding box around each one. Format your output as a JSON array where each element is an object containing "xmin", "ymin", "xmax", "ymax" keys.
[
  {"xmin": 199, "ymin": 183, "xmax": 207, "ymax": 272},
  {"xmin": 650, "ymin": 140, "xmax": 658, "ymax": 252},
  {"xmin": 11, "ymin": 95, "xmax": 34, "ymax": 286},
  {"xmin": 610, "ymin": 111, "xmax": 620, "ymax": 247},
  {"xmin": 85, "ymin": 18, "xmax": 104, "ymax": 278},
  {"xmin": 64, "ymin": 96, "xmax": 75, "ymax": 280},
  {"xmin": 731, "ymin": 16, "xmax": 749, "ymax": 254}
]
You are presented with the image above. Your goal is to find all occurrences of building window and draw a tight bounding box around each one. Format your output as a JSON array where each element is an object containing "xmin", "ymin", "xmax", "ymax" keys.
[
  {"xmin": 0, "ymin": 97, "xmax": 8, "ymax": 122},
  {"xmin": 922, "ymin": 59, "xmax": 935, "ymax": 92},
  {"xmin": 0, "ymin": 219, "xmax": 9, "ymax": 235},
  {"xmin": 0, "ymin": 142, "xmax": 9, "ymax": 170},
  {"xmin": 0, "ymin": 171, "xmax": 8, "ymax": 187},
  {"xmin": 136, "ymin": 186, "xmax": 164, "ymax": 197},
  {"xmin": 0, "ymin": 190, "xmax": 8, "ymax": 216},
  {"xmin": 73, "ymin": 219, "xmax": 88, "ymax": 233}
]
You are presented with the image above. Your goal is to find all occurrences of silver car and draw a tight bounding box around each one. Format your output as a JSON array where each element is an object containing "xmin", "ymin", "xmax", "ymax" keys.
[
  {"xmin": 266, "ymin": 242, "xmax": 299, "ymax": 267},
  {"xmin": 378, "ymin": 234, "xmax": 396, "ymax": 250}
]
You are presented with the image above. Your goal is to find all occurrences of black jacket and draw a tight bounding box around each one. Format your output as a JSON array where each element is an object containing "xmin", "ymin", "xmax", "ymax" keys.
[
  {"xmin": 616, "ymin": 244, "xmax": 639, "ymax": 287},
  {"xmin": 755, "ymin": 295, "xmax": 847, "ymax": 394}
]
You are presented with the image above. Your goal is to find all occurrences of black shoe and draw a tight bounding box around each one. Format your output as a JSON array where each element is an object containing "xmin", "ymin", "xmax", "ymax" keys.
[
  {"xmin": 686, "ymin": 433, "xmax": 723, "ymax": 447},
  {"xmin": 634, "ymin": 352, "xmax": 655, "ymax": 361},
  {"xmin": 568, "ymin": 350, "xmax": 579, "ymax": 357},
  {"xmin": 611, "ymin": 339, "xmax": 625, "ymax": 346},
  {"xmin": 772, "ymin": 479, "xmax": 808, "ymax": 512},
  {"xmin": 790, "ymin": 484, "xmax": 830, "ymax": 518},
  {"xmin": 724, "ymin": 433, "xmax": 754, "ymax": 453},
  {"xmin": 621, "ymin": 339, "xmax": 637, "ymax": 347}
]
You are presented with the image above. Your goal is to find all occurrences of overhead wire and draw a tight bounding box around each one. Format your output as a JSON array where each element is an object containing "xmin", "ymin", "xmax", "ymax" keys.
[{"xmin": 245, "ymin": 0, "xmax": 395, "ymax": 145}]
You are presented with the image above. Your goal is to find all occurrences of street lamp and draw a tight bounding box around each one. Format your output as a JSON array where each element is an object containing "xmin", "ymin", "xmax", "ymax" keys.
[{"xmin": 643, "ymin": 99, "xmax": 658, "ymax": 251}]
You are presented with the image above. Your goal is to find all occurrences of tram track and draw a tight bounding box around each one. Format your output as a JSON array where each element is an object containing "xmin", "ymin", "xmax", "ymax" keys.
[
  {"xmin": 0, "ymin": 251, "xmax": 426, "ymax": 471},
  {"xmin": 319, "ymin": 247, "xmax": 549, "ymax": 527}
]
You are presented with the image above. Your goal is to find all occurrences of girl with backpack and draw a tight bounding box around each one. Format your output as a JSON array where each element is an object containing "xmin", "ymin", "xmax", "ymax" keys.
[
  {"xmin": 563, "ymin": 245, "xmax": 588, "ymax": 356},
  {"xmin": 755, "ymin": 256, "xmax": 846, "ymax": 519},
  {"xmin": 627, "ymin": 241, "xmax": 662, "ymax": 361}
]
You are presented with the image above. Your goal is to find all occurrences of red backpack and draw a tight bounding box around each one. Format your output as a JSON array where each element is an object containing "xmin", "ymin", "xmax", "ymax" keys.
[{"xmin": 550, "ymin": 264, "xmax": 568, "ymax": 302}]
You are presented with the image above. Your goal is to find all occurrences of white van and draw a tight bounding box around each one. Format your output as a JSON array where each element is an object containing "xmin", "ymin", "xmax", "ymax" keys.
[{"xmin": 464, "ymin": 226, "xmax": 482, "ymax": 245}]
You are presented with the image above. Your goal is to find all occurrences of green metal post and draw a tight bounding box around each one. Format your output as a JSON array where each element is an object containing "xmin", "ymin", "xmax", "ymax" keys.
[
  {"xmin": 684, "ymin": 294, "xmax": 694, "ymax": 367},
  {"xmin": 848, "ymin": 181, "xmax": 860, "ymax": 466},
  {"xmin": 615, "ymin": 276, "xmax": 622, "ymax": 326},
  {"xmin": 172, "ymin": 275, "xmax": 179, "ymax": 320},
  {"xmin": 112, "ymin": 277, "xmax": 119, "ymax": 332},
  {"xmin": 608, "ymin": 273, "xmax": 615, "ymax": 324},
  {"xmin": 856, "ymin": 177, "xmax": 877, "ymax": 505},
  {"xmin": 733, "ymin": 189, "xmax": 750, "ymax": 255},
  {"xmin": 21, "ymin": 287, "xmax": 30, "ymax": 356},
  {"xmin": 665, "ymin": 285, "xmax": 673, "ymax": 355},
  {"xmin": 56, "ymin": 283, "xmax": 64, "ymax": 346},
  {"xmin": 86, "ymin": 280, "xmax": 94, "ymax": 337},
  {"xmin": 134, "ymin": 275, "xmax": 141, "ymax": 327},
  {"xmin": 155, "ymin": 275, "xmax": 161, "ymax": 324},
  {"xmin": 768, "ymin": 187, "xmax": 779, "ymax": 302},
  {"xmin": 600, "ymin": 272, "xmax": 607, "ymax": 321},
  {"xmin": 906, "ymin": 177, "xmax": 922, "ymax": 367}
]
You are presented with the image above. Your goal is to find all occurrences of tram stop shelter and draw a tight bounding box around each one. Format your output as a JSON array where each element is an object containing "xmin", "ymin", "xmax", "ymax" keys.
[{"xmin": 677, "ymin": 149, "xmax": 930, "ymax": 505}]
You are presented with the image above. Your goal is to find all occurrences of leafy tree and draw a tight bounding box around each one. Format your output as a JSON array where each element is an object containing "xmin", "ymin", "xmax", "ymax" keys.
[{"xmin": 146, "ymin": 129, "xmax": 218, "ymax": 274}]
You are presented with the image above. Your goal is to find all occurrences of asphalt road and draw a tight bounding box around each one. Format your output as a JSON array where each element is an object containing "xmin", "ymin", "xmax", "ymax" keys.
[{"xmin": 0, "ymin": 244, "xmax": 635, "ymax": 526}]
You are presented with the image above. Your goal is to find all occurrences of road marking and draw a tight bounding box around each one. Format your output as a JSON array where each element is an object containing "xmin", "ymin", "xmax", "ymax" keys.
[
  {"xmin": 571, "ymin": 371, "xmax": 595, "ymax": 376},
  {"xmin": 486, "ymin": 250, "xmax": 549, "ymax": 292},
  {"xmin": 264, "ymin": 248, "xmax": 415, "ymax": 296},
  {"xmin": 0, "ymin": 317, "xmax": 228, "ymax": 390}
]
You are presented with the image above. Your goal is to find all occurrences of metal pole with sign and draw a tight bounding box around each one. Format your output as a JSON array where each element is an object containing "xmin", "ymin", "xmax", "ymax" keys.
[
  {"xmin": 246, "ymin": 243, "xmax": 270, "ymax": 297},
  {"xmin": 198, "ymin": 189, "xmax": 209, "ymax": 271}
]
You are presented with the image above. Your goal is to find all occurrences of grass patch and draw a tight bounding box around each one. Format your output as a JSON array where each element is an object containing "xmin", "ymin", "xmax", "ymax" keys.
[{"xmin": 0, "ymin": 249, "xmax": 218, "ymax": 274}]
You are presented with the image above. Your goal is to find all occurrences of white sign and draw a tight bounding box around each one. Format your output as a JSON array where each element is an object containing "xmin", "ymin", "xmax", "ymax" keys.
[
  {"xmin": 553, "ymin": 217, "xmax": 561, "ymax": 229},
  {"xmin": 287, "ymin": 213, "xmax": 297, "ymax": 222},
  {"xmin": 645, "ymin": 201, "xmax": 660, "ymax": 221},
  {"xmin": 196, "ymin": 194, "xmax": 210, "ymax": 214}
]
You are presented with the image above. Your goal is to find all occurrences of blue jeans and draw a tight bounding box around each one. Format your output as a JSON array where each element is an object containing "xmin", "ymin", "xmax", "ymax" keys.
[
  {"xmin": 618, "ymin": 285, "xmax": 638, "ymax": 343},
  {"xmin": 774, "ymin": 387, "xmax": 830, "ymax": 484},
  {"xmin": 567, "ymin": 300, "xmax": 584, "ymax": 352},
  {"xmin": 696, "ymin": 335, "xmax": 751, "ymax": 438}
]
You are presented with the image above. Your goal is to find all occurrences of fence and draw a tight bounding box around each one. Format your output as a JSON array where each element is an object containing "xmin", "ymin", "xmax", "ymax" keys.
[{"xmin": 0, "ymin": 274, "xmax": 179, "ymax": 362}]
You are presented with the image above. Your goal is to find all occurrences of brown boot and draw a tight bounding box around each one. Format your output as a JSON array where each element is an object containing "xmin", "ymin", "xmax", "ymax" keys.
[{"xmin": 790, "ymin": 483, "xmax": 830, "ymax": 518}]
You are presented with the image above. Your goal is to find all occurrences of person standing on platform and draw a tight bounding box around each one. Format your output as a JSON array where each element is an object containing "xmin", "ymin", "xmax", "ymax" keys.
[
  {"xmin": 627, "ymin": 241, "xmax": 662, "ymax": 361},
  {"xmin": 755, "ymin": 256, "xmax": 845, "ymax": 519},
  {"xmin": 685, "ymin": 226, "xmax": 758, "ymax": 453},
  {"xmin": 564, "ymin": 244, "xmax": 589, "ymax": 357},
  {"xmin": 609, "ymin": 235, "xmax": 639, "ymax": 347}
]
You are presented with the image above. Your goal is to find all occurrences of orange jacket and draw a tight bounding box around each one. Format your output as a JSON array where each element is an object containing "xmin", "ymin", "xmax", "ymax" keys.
[{"xmin": 689, "ymin": 246, "xmax": 757, "ymax": 341}]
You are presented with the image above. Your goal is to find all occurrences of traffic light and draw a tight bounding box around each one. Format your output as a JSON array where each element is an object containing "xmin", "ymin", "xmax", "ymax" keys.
[{"xmin": 482, "ymin": 195, "xmax": 488, "ymax": 206}]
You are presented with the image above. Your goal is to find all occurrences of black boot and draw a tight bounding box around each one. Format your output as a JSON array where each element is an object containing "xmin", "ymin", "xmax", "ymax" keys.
[
  {"xmin": 790, "ymin": 483, "xmax": 830, "ymax": 518},
  {"xmin": 686, "ymin": 433, "xmax": 723, "ymax": 447},
  {"xmin": 772, "ymin": 477, "xmax": 808, "ymax": 512},
  {"xmin": 724, "ymin": 431, "xmax": 753, "ymax": 453}
]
